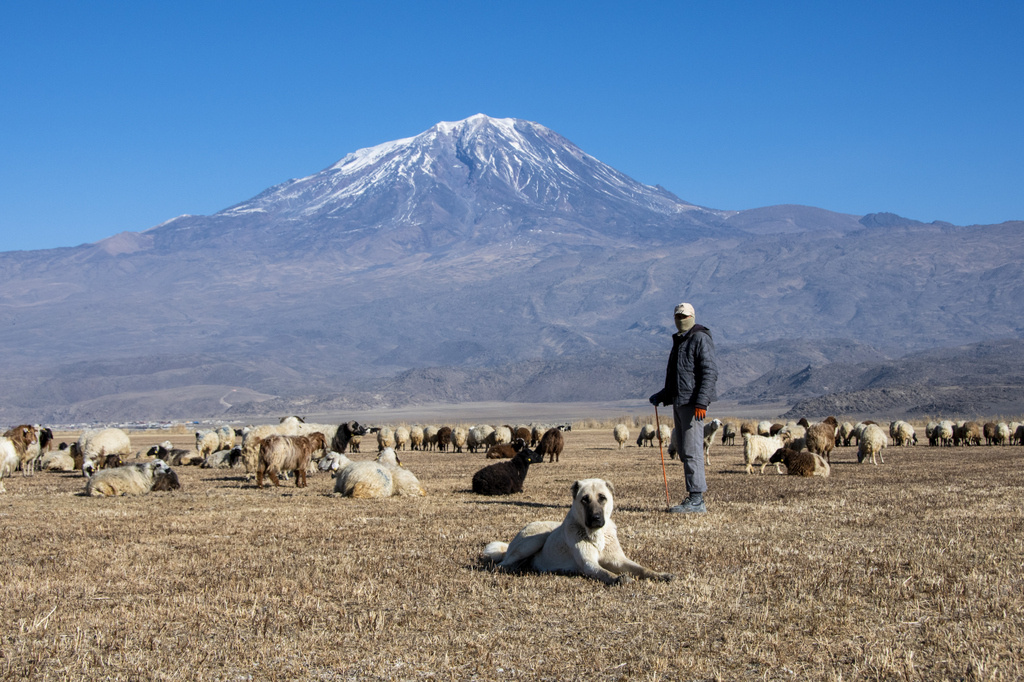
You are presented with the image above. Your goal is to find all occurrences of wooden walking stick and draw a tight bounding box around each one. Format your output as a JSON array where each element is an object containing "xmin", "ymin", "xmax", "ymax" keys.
[{"xmin": 654, "ymin": 405, "xmax": 671, "ymax": 507}]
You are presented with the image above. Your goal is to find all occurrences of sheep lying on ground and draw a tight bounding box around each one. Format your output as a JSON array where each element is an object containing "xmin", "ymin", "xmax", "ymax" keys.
[
  {"xmin": 743, "ymin": 434, "xmax": 789, "ymax": 474},
  {"xmin": 40, "ymin": 444, "xmax": 76, "ymax": 472},
  {"xmin": 201, "ymin": 446, "xmax": 242, "ymax": 468},
  {"xmin": 769, "ymin": 447, "xmax": 831, "ymax": 477},
  {"xmin": 333, "ymin": 448, "xmax": 424, "ymax": 498},
  {"xmin": 85, "ymin": 460, "xmax": 172, "ymax": 497},
  {"xmin": 256, "ymin": 433, "xmax": 326, "ymax": 488},
  {"xmin": 857, "ymin": 424, "xmax": 887, "ymax": 464},
  {"xmin": 472, "ymin": 439, "xmax": 544, "ymax": 495},
  {"xmin": 150, "ymin": 468, "xmax": 181, "ymax": 491},
  {"xmin": 613, "ymin": 424, "xmax": 630, "ymax": 449},
  {"xmin": 486, "ymin": 443, "xmax": 517, "ymax": 459},
  {"xmin": 318, "ymin": 451, "xmax": 353, "ymax": 475},
  {"xmin": 537, "ymin": 428, "xmax": 564, "ymax": 463},
  {"xmin": 147, "ymin": 441, "xmax": 204, "ymax": 466}
]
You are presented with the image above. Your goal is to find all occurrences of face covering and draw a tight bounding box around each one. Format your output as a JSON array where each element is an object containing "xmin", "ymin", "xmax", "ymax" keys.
[{"xmin": 675, "ymin": 315, "xmax": 695, "ymax": 333}]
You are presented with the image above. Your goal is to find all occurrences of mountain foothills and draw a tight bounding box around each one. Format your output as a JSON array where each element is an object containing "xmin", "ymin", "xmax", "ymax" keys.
[{"xmin": 1, "ymin": 114, "xmax": 1022, "ymax": 423}]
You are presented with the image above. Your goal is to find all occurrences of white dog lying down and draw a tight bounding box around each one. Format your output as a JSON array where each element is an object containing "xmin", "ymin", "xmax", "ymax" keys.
[{"xmin": 482, "ymin": 478, "xmax": 674, "ymax": 585}]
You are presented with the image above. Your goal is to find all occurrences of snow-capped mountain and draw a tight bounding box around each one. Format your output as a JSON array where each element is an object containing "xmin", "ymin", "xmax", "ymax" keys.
[{"xmin": 0, "ymin": 114, "xmax": 1021, "ymax": 422}]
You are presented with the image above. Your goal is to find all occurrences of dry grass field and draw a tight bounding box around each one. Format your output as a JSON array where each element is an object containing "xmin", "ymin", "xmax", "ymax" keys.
[{"xmin": 1, "ymin": 424, "xmax": 1022, "ymax": 681}]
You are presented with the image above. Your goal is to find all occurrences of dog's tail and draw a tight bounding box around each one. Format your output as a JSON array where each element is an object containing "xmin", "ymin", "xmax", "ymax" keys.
[{"xmin": 481, "ymin": 541, "xmax": 508, "ymax": 563}]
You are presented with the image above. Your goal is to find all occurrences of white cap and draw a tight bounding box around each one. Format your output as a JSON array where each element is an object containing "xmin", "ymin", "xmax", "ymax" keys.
[{"xmin": 674, "ymin": 302, "xmax": 695, "ymax": 317}]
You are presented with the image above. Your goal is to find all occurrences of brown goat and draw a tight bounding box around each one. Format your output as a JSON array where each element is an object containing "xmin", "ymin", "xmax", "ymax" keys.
[{"xmin": 256, "ymin": 432, "xmax": 326, "ymax": 488}]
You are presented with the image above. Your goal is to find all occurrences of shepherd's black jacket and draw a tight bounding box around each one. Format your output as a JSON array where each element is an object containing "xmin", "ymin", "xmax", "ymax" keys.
[{"xmin": 656, "ymin": 324, "xmax": 718, "ymax": 408}]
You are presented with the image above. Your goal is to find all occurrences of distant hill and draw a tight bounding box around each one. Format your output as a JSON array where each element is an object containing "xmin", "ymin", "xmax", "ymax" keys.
[{"xmin": 0, "ymin": 114, "xmax": 1021, "ymax": 423}]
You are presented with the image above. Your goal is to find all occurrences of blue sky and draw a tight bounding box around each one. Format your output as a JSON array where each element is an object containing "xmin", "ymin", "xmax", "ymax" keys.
[{"xmin": 2, "ymin": 1, "xmax": 1021, "ymax": 251}]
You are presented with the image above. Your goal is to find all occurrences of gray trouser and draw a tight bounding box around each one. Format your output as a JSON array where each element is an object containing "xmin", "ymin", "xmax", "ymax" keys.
[{"xmin": 672, "ymin": 403, "xmax": 706, "ymax": 495}]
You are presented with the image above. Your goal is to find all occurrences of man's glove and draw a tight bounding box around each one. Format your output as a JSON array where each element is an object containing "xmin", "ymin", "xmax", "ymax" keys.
[
  {"xmin": 649, "ymin": 391, "xmax": 664, "ymax": 406},
  {"xmin": 695, "ymin": 406, "xmax": 707, "ymax": 420}
]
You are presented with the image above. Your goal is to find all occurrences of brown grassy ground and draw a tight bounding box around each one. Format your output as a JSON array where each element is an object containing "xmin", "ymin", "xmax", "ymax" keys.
[{"xmin": 1, "ymin": 427, "xmax": 1022, "ymax": 681}]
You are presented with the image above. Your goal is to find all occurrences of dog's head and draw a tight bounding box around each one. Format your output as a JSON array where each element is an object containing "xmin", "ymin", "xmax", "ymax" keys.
[{"xmin": 570, "ymin": 478, "xmax": 615, "ymax": 531}]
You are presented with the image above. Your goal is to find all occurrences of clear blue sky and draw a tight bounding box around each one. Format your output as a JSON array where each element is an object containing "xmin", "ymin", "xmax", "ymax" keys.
[{"xmin": 2, "ymin": 1, "xmax": 1021, "ymax": 251}]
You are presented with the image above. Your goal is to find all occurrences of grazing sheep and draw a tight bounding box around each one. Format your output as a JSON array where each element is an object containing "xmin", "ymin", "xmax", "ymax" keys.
[
  {"xmin": 743, "ymin": 434, "xmax": 789, "ymax": 474},
  {"xmin": 436, "ymin": 426, "xmax": 453, "ymax": 452},
  {"xmin": 983, "ymin": 422, "xmax": 998, "ymax": 445},
  {"xmin": 936, "ymin": 421, "xmax": 955, "ymax": 447},
  {"xmin": 769, "ymin": 423, "xmax": 785, "ymax": 436},
  {"xmin": 467, "ymin": 425, "xmax": 493, "ymax": 453},
  {"xmin": 195, "ymin": 430, "xmax": 221, "ymax": 459},
  {"xmin": 890, "ymin": 420, "xmax": 917, "ymax": 447},
  {"xmin": 636, "ymin": 424, "xmax": 657, "ymax": 447},
  {"xmin": 703, "ymin": 418, "xmax": 723, "ymax": 465},
  {"xmin": 513, "ymin": 426, "xmax": 532, "ymax": 443},
  {"xmin": 769, "ymin": 447, "xmax": 831, "ymax": 477},
  {"xmin": 657, "ymin": 423, "xmax": 672, "ymax": 448},
  {"xmin": 85, "ymin": 460, "xmax": 171, "ymax": 497},
  {"xmin": 256, "ymin": 433, "xmax": 326, "ymax": 488},
  {"xmin": 472, "ymin": 439, "xmax": 544, "ymax": 495},
  {"xmin": 0, "ymin": 438, "xmax": 20, "ymax": 493},
  {"xmin": 376, "ymin": 427, "xmax": 397, "ymax": 451},
  {"xmin": 721, "ymin": 421, "xmax": 738, "ymax": 446},
  {"xmin": 77, "ymin": 428, "xmax": 132, "ymax": 475},
  {"xmin": 530, "ymin": 425, "xmax": 549, "ymax": 447},
  {"xmin": 995, "ymin": 422, "xmax": 1011, "ymax": 446},
  {"xmin": 779, "ymin": 422, "xmax": 806, "ymax": 441},
  {"xmin": 409, "ymin": 426, "xmax": 425, "ymax": 451},
  {"xmin": 1014, "ymin": 424, "xmax": 1024, "ymax": 446},
  {"xmin": 805, "ymin": 416, "xmax": 839, "ymax": 463},
  {"xmin": 423, "ymin": 426, "xmax": 439, "ymax": 450},
  {"xmin": 451, "ymin": 426, "xmax": 468, "ymax": 453},
  {"xmin": 392, "ymin": 426, "xmax": 409, "ymax": 451},
  {"xmin": 838, "ymin": 421, "xmax": 857, "ymax": 446},
  {"xmin": 960, "ymin": 421, "xmax": 983, "ymax": 446},
  {"xmin": 757, "ymin": 421, "xmax": 773, "ymax": 436},
  {"xmin": 613, "ymin": 424, "xmax": 630, "ymax": 449},
  {"xmin": 857, "ymin": 424, "xmax": 888, "ymax": 465},
  {"xmin": 491, "ymin": 426, "xmax": 513, "ymax": 447},
  {"xmin": 536, "ymin": 428, "xmax": 565, "ymax": 463},
  {"xmin": 2, "ymin": 425, "xmax": 39, "ymax": 475},
  {"xmin": 740, "ymin": 421, "xmax": 757, "ymax": 438}
]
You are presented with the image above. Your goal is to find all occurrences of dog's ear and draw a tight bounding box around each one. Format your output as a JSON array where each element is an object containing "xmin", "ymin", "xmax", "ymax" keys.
[
  {"xmin": 570, "ymin": 480, "xmax": 581, "ymax": 500},
  {"xmin": 603, "ymin": 480, "xmax": 615, "ymax": 496}
]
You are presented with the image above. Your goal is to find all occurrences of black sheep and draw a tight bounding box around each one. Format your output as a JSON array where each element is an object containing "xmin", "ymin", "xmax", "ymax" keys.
[{"xmin": 471, "ymin": 439, "xmax": 543, "ymax": 495}]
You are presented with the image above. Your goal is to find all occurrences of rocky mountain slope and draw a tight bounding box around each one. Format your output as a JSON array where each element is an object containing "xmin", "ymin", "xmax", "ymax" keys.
[{"xmin": 1, "ymin": 115, "xmax": 1021, "ymax": 423}]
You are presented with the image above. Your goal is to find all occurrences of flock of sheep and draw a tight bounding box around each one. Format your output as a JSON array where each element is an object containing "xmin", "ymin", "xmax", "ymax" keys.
[
  {"xmin": 0, "ymin": 417, "xmax": 572, "ymax": 499},
  {"xmin": 2, "ymin": 414, "xmax": 1021, "ymax": 496}
]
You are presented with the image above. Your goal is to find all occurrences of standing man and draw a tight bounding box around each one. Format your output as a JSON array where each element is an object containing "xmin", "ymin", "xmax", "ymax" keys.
[{"xmin": 649, "ymin": 302, "xmax": 718, "ymax": 513}]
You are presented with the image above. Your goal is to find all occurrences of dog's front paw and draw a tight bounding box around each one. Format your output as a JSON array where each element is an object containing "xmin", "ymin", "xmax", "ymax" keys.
[
  {"xmin": 610, "ymin": 573, "xmax": 635, "ymax": 586},
  {"xmin": 655, "ymin": 572, "xmax": 675, "ymax": 582}
]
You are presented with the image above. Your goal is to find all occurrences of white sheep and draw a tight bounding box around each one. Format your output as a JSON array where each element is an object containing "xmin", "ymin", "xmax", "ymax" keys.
[
  {"xmin": 838, "ymin": 421, "xmax": 857, "ymax": 446},
  {"xmin": 492, "ymin": 426, "xmax": 512, "ymax": 446},
  {"xmin": 612, "ymin": 424, "xmax": 630, "ymax": 449},
  {"xmin": 394, "ymin": 426, "xmax": 410, "ymax": 450},
  {"xmin": 216, "ymin": 425, "xmax": 236, "ymax": 450},
  {"xmin": 657, "ymin": 423, "xmax": 672, "ymax": 447},
  {"xmin": 757, "ymin": 420, "xmax": 773, "ymax": 436},
  {"xmin": 40, "ymin": 446, "xmax": 76, "ymax": 472},
  {"xmin": 703, "ymin": 418, "xmax": 723, "ymax": 465},
  {"xmin": 857, "ymin": 424, "xmax": 887, "ymax": 464},
  {"xmin": 77, "ymin": 428, "xmax": 132, "ymax": 475},
  {"xmin": 743, "ymin": 433, "xmax": 789, "ymax": 474},
  {"xmin": 409, "ymin": 426, "xmax": 425, "ymax": 451},
  {"xmin": 85, "ymin": 460, "xmax": 171, "ymax": 497},
  {"xmin": 995, "ymin": 422, "xmax": 1011, "ymax": 445},
  {"xmin": 377, "ymin": 426, "xmax": 396, "ymax": 451},
  {"xmin": 318, "ymin": 451, "xmax": 353, "ymax": 475},
  {"xmin": 891, "ymin": 421, "xmax": 916, "ymax": 447},
  {"xmin": 467, "ymin": 425, "xmax": 493, "ymax": 452},
  {"xmin": 195, "ymin": 430, "xmax": 221, "ymax": 459},
  {"xmin": 936, "ymin": 420, "xmax": 955, "ymax": 447},
  {"xmin": 451, "ymin": 426, "xmax": 468, "ymax": 453},
  {"xmin": 0, "ymin": 438, "xmax": 20, "ymax": 493},
  {"xmin": 333, "ymin": 448, "xmax": 424, "ymax": 498}
]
